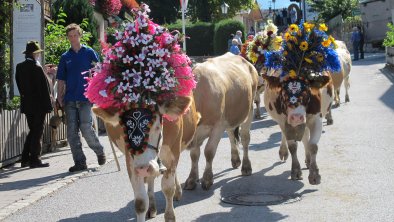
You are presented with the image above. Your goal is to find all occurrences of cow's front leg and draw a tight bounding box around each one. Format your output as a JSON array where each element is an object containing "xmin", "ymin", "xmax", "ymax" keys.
[
  {"xmin": 287, "ymin": 140, "xmax": 302, "ymax": 180},
  {"xmin": 130, "ymin": 175, "xmax": 149, "ymax": 222},
  {"xmin": 279, "ymin": 125, "xmax": 289, "ymax": 161},
  {"xmin": 227, "ymin": 128, "xmax": 241, "ymax": 169},
  {"xmin": 146, "ymin": 177, "xmax": 157, "ymax": 218},
  {"xmin": 184, "ymin": 143, "xmax": 201, "ymax": 190},
  {"xmin": 306, "ymin": 118, "xmax": 322, "ymax": 185},
  {"xmin": 201, "ymin": 127, "xmax": 225, "ymax": 190},
  {"xmin": 162, "ymin": 168, "xmax": 176, "ymax": 222},
  {"xmin": 126, "ymin": 153, "xmax": 149, "ymax": 222}
]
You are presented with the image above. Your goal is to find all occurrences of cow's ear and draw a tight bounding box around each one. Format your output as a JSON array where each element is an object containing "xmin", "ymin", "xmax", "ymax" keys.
[
  {"xmin": 310, "ymin": 75, "xmax": 331, "ymax": 89},
  {"xmin": 262, "ymin": 74, "xmax": 280, "ymax": 88},
  {"xmin": 92, "ymin": 106, "xmax": 119, "ymax": 126},
  {"xmin": 158, "ymin": 96, "xmax": 192, "ymax": 119}
]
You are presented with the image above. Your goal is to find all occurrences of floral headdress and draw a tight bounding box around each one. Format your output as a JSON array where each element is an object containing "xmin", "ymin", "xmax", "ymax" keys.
[
  {"xmin": 243, "ymin": 20, "xmax": 282, "ymax": 71},
  {"xmin": 264, "ymin": 22, "xmax": 341, "ymax": 82},
  {"xmin": 85, "ymin": 3, "xmax": 196, "ymax": 110}
]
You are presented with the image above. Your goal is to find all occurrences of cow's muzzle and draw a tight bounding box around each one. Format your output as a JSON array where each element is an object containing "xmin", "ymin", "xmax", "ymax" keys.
[{"xmin": 284, "ymin": 122, "xmax": 306, "ymax": 141}]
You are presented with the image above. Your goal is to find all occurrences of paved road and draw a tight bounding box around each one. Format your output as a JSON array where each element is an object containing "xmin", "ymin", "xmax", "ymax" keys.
[{"xmin": 2, "ymin": 53, "xmax": 394, "ymax": 222}]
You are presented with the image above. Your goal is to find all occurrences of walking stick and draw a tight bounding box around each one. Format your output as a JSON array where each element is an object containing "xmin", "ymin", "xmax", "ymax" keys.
[{"xmin": 104, "ymin": 123, "xmax": 121, "ymax": 171}]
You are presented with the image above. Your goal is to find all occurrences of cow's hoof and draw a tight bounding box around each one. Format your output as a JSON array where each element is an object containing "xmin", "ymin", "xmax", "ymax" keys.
[
  {"xmin": 326, "ymin": 118, "xmax": 333, "ymax": 125},
  {"xmin": 308, "ymin": 173, "xmax": 321, "ymax": 185},
  {"xmin": 241, "ymin": 159, "xmax": 252, "ymax": 176},
  {"xmin": 231, "ymin": 157, "xmax": 241, "ymax": 168},
  {"xmin": 201, "ymin": 171, "xmax": 214, "ymax": 190},
  {"xmin": 146, "ymin": 208, "xmax": 157, "ymax": 218},
  {"xmin": 279, "ymin": 148, "xmax": 289, "ymax": 161},
  {"xmin": 254, "ymin": 114, "xmax": 262, "ymax": 120},
  {"xmin": 345, "ymin": 95, "xmax": 350, "ymax": 102},
  {"xmin": 291, "ymin": 169, "xmax": 303, "ymax": 180},
  {"xmin": 164, "ymin": 213, "xmax": 176, "ymax": 222},
  {"xmin": 183, "ymin": 178, "xmax": 197, "ymax": 190}
]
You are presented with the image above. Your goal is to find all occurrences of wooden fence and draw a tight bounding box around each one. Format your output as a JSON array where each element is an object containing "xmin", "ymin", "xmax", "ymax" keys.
[{"xmin": 0, "ymin": 109, "xmax": 67, "ymax": 168}]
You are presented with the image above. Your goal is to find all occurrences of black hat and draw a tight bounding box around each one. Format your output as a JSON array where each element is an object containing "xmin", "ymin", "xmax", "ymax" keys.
[{"xmin": 22, "ymin": 41, "xmax": 43, "ymax": 54}]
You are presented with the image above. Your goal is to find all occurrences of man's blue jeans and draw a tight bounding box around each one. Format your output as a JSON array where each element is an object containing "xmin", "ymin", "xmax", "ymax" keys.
[{"xmin": 65, "ymin": 101, "xmax": 104, "ymax": 166}]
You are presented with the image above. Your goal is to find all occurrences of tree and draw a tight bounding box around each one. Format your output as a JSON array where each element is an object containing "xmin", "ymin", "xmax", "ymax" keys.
[
  {"xmin": 307, "ymin": 0, "xmax": 359, "ymax": 22},
  {"xmin": 141, "ymin": 0, "xmax": 180, "ymax": 24},
  {"xmin": 52, "ymin": 0, "xmax": 98, "ymax": 45},
  {"xmin": 187, "ymin": 0, "xmax": 255, "ymax": 22},
  {"xmin": 0, "ymin": 0, "xmax": 12, "ymax": 109}
]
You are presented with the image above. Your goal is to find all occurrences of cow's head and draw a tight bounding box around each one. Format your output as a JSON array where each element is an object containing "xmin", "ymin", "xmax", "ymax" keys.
[
  {"xmin": 263, "ymin": 74, "xmax": 330, "ymax": 141},
  {"xmin": 93, "ymin": 96, "xmax": 192, "ymax": 177}
]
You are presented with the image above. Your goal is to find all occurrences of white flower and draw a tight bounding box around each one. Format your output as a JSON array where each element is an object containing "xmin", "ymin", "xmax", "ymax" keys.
[
  {"xmin": 142, "ymin": 78, "xmax": 150, "ymax": 87},
  {"xmin": 147, "ymin": 58, "xmax": 159, "ymax": 68},
  {"xmin": 141, "ymin": 4, "xmax": 151, "ymax": 13},
  {"xmin": 122, "ymin": 93, "xmax": 132, "ymax": 103},
  {"xmin": 136, "ymin": 12, "xmax": 148, "ymax": 27},
  {"xmin": 116, "ymin": 82, "xmax": 125, "ymax": 93},
  {"xmin": 156, "ymin": 57, "xmax": 168, "ymax": 67},
  {"xmin": 124, "ymin": 22, "xmax": 137, "ymax": 33},
  {"xmin": 104, "ymin": 76, "xmax": 116, "ymax": 84},
  {"xmin": 122, "ymin": 82, "xmax": 133, "ymax": 92},
  {"xmin": 130, "ymin": 92, "xmax": 140, "ymax": 102},
  {"xmin": 134, "ymin": 53, "xmax": 146, "ymax": 66},
  {"xmin": 140, "ymin": 33, "xmax": 153, "ymax": 45},
  {"xmin": 154, "ymin": 77, "xmax": 162, "ymax": 87},
  {"xmin": 115, "ymin": 47, "xmax": 125, "ymax": 58},
  {"xmin": 144, "ymin": 67, "xmax": 156, "ymax": 78},
  {"xmin": 114, "ymin": 31, "xmax": 123, "ymax": 40},
  {"xmin": 132, "ymin": 135, "xmax": 143, "ymax": 146},
  {"xmin": 125, "ymin": 35, "xmax": 138, "ymax": 47},
  {"xmin": 122, "ymin": 69, "xmax": 132, "ymax": 81},
  {"xmin": 123, "ymin": 55, "xmax": 133, "ymax": 64},
  {"xmin": 156, "ymin": 48, "xmax": 169, "ymax": 58},
  {"xmin": 94, "ymin": 63, "xmax": 103, "ymax": 73}
]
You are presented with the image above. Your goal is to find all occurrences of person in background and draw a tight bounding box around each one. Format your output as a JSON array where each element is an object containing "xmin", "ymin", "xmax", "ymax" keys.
[
  {"xmin": 234, "ymin": 30, "xmax": 243, "ymax": 49},
  {"xmin": 227, "ymin": 33, "xmax": 235, "ymax": 51},
  {"xmin": 57, "ymin": 23, "xmax": 106, "ymax": 173},
  {"xmin": 358, "ymin": 26, "xmax": 364, "ymax": 59},
  {"xmin": 229, "ymin": 39, "xmax": 241, "ymax": 55},
  {"xmin": 16, "ymin": 41, "xmax": 52, "ymax": 168},
  {"xmin": 248, "ymin": 26, "xmax": 255, "ymax": 36},
  {"xmin": 351, "ymin": 26, "xmax": 361, "ymax": 61}
]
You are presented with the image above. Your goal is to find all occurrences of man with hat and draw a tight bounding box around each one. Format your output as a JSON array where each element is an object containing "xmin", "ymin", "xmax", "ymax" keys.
[{"xmin": 16, "ymin": 40, "xmax": 53, "ymax": 168}]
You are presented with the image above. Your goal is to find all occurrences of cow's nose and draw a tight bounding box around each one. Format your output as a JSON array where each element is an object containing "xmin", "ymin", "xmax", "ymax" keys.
[
  {"xmin": 289, "ymin": 114, "xmax": 305, "ymax": 126},
  {"xmin": 135, "ymin": 165, "xmax": 150, "ymax": 177}
]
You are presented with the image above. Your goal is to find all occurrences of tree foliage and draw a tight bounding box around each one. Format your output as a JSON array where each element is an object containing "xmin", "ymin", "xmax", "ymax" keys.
[
  {"xmin": 51, "ymin": 0, "xmax": 98, "ymax": 45},
  {"xmin": 45, "ymin": 8, "xmax": 94, "ymax": 65},
  {"xmin": 187, "ymin": 0, "xmax": 255, "ymax": 22},
  {"xmin": 140, "ymin": 0, "xmax": 180, "ymax": 24},
  {"xmin": 0, "ymin": 0, "xmax": 12, "ymax": 109},
  {"xmin": 307, "ymin": 0, "xmax": 359, "ymax": 22}
]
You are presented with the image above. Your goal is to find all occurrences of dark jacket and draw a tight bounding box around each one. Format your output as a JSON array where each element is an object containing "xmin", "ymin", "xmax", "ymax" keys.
[{"xmin": 16, "ymin": 59, "xmax": 53, "ymax": 114}]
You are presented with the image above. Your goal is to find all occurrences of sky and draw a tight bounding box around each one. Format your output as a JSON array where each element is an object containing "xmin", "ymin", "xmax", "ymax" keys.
[{"xmin": 257, "ymin": 0, "xmax": 294, "ymax": 10}]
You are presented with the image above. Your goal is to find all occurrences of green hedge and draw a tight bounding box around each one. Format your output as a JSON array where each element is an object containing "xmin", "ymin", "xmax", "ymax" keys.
[
  {"xmin": 213, "ymin": 19, "xmax": 245, "ymax": 55},
  {"xmin": 167, "ymin": 21, "xmax": 214, "ymax": 56}
]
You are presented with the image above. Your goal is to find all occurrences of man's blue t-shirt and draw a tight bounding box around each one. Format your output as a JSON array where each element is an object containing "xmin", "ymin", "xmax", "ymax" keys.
[{"xmin": 57, "ymin": 45, "xmax": 99, "ymax": 102}]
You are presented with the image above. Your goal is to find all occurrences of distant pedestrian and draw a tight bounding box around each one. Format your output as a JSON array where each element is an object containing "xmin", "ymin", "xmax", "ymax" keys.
[
  {"xmin": 234, "ymin": 30, "xmax": 243, "ymax": 49},
  {"xmin": 351, "ymin": 26, "xmax": 361, "ymax": 61},
  {"xmin": 248, "ymin": 26, "xmax": 255, "ymax": 36},
  {"xmin": 227, "ymin": 33, "xmax": 235, "ymax": 51},
  {"xmin": 56, "ymin": 23, "xmax": 106, "ymax": 173},
  {"xmin": 16, "ymin": 41, "xmax": 52, "ymax": 168},
  {"xmin": 229, "ymin": 39, "xmax": 240, "ymax": 55},
  {"xmin": 358, "ymin": 26, "xmax": 364, "ymax": 59}
]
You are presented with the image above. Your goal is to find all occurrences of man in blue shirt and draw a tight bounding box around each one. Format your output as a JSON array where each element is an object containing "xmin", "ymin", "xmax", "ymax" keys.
[
  {"xmin": 57, "ymin": 23, "xmax": 106, "ymax": 172},
  {"xmin": 351, "ymin": 26, "xmax": 361, "ymax": 61}
]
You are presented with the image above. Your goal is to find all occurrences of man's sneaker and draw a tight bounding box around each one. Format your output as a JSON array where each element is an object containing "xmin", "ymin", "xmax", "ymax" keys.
[
  {"xmin": 97, "ymin": 154, "xmax": 106, "ymax": 165},
  {"xmin": 69, "ymin": 164, "xmax": 87, "ymax": 172},
  {"xmin": 29, "ymin": 162, "xmax": 49, "ymax": 168}
]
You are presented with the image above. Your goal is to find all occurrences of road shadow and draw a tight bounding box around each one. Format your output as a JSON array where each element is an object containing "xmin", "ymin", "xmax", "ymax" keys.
[
  {"xmin": 249, "ymin": 131, "xmax": 281, "ymax": 151},
  {"xmin": 351, "ymin": 53, "xmax": 385, "ymax": 66},
  {"xmin": 379, "ymin": 65, "xmax": 394, "ymax": 110},
  {"xmin": 0, "ymin": 172, "xmax": 69, "ymax": 192}
]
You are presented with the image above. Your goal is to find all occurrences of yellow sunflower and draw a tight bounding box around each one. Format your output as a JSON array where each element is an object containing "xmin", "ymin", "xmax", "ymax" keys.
[
  {"xmin": 322, "ymin": 39, "xmax": 331, "ymax": 47},
  {"xmin": 289, "ymin": 24, "xmax": 299, "ymax": 33},
  {"xmin": 299, "ymin": 41, "xmax": 308, "ymax": 51},
  {"xmin": 289, "ymin": 70, "xmax": 297, "ymax": 78},
  {"xmin": 319, "ymin": 23, "xmax": 328, "ymax": 32},
  {"xmin": 273, "ymin": 36, "xmax": 283, "ymax": 50},
  {"xmin": 303, "ymin": 22, "xmax": 315, "ymax": 32},
  {"xmin": 284, "ymin": 32, "xmax": 291, "ymax": 41}
]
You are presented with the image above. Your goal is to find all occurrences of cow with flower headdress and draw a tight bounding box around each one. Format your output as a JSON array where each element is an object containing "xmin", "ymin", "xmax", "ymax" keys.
[
  {"xmin": 85, "ymin": 4, "xmax": 199, "ymax": 222},
  {"xmin": 263, "ymin": 22, "xmax": 341, "ymax": 184},
  {"xmin": 242, "ymin": 20, "xmax": 283, "ymax": 119}
]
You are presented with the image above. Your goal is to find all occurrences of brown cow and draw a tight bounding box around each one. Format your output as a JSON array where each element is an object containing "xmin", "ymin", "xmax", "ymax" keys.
[
  {"xmin": 184, "ymin": 53, "xmax": 258, "ymax": 190},
  {"xmin": 93, "ymin": 96, "xmax": 200, "ymax": 222},
  {"xmin": 263, "ymin": 73, "xmax": 332, "ymax": 185},
  {"xmin": 330, "ymin": 40, "xmax": 351, "ymax": 107}
]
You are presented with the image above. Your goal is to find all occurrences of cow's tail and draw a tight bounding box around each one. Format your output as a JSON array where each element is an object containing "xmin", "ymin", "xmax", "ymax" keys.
[{"xmin": 233, "ymin": 127, "xmax": 240, "ymax": 145}]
